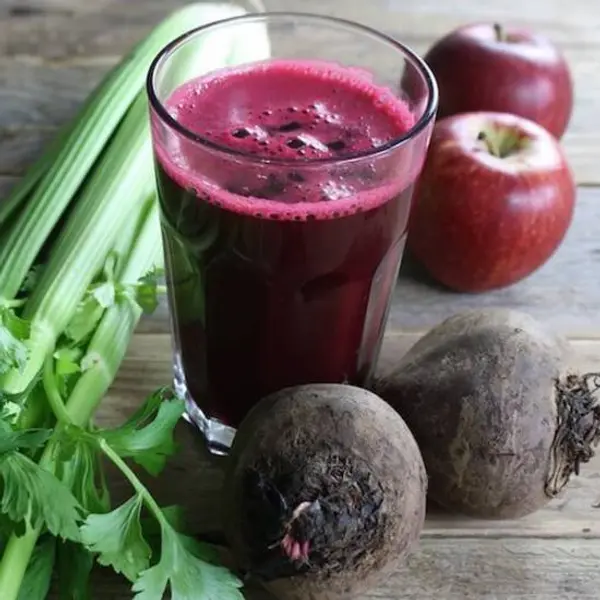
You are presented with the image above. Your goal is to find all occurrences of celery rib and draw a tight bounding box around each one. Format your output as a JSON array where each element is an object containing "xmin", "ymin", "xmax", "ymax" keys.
[
  {"xmin": 0, "ymin": 5, "xmax": 272, "ymax": 598},
  {"xmin": 0, "ymin": 3, "xmax": 243, "ymax": 301},
  {"xmin": 1, "ymin": 94, "xmax": 153, "ymax": 394}
]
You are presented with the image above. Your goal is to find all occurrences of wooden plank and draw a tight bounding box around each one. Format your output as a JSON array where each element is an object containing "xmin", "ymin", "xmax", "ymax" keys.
[
  {"xmin": 2, "ymin": 0, "xmax": 600, "ymax": 57},
  {"xmin": 368, "ymin": 538, "xmax": 600, "ymax": 600},
  {"xmin": 0, "ymin": 128, "xmax": 54, "ymax": 175},
  {"xmin": 50, "ymin": 537, "xmax": 600, "ymax": 599},
  {"xmin": 0, "ymin": 175, "xmax": 16, "ymax": 199},
  {"xmin": 98, "ymin": 333, "xmax": 600, "ymax": 539},
  {"xmin": 0, "ymin": 61, "xmax": 109, "ymax": 130}
]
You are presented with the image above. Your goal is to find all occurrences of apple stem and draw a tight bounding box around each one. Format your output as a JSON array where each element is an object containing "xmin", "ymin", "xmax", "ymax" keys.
[
  {"xmin": 494, "ymin": 23, "xmax": 505, "ymax": 42},
  {"xmin": 477, "ymin": 131, "xmax": 502, "ymax": 158},
  {"xmin": 477, "ymin": 128, "xmax": 523, "ymax": 159}
]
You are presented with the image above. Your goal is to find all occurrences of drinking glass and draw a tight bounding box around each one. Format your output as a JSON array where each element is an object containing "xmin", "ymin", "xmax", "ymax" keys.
[{"xmin": 147, "ymin": 12, "xmax": 438, "ymax": 454}]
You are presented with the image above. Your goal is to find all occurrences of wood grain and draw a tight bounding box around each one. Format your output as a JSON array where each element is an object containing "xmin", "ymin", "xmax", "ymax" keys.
[
  {"xmin": 2, "ymin": 0, "xmax": 600, "ymax": 57},
  {"xmin": 0, "ymin": 176, "xmax": 16, "ymax": 199},
  {"xmin": 0, "ymin": 128, "xmax": 54, "ymax": 176},
  {"xmin": 50, "ymin": 538, "xmax": 600, "ymax": 599},
  {"xmin": 0, "ymin": 61, "xmax": 108, "ymax": 131}
]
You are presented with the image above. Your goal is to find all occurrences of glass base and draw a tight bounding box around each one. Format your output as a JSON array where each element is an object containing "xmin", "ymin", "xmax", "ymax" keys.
[{"xmin": 173, "ymin": 365, "xmax": 236, "ymax": 456}]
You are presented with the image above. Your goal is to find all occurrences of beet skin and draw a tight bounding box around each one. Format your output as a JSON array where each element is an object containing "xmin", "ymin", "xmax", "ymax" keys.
[
  {"xmin": 223, "ymin": 383, "xmax": 427, "ymax": 600},
  {"xmin": 375, "ymin": 308, "xmax": 600, "ymax": 519}
]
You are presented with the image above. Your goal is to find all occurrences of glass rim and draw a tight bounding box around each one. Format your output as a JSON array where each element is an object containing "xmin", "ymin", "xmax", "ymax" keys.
[{"xmin": 146, "ymin": 11, "xmax": 438, "ymax": 167}]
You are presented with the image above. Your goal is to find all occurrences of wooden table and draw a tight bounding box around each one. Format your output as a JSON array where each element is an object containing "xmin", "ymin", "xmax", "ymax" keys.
[{"xmin": 2, "ymin": 0, "xmax": 600, "ymax": 598}]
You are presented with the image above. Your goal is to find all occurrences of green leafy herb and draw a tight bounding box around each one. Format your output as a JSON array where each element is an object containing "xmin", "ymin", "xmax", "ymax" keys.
[
  {"xmin": 131, "ymin": 266, "xmax": 165, "ymax": 314},
  {"xmin": 100, "ymin": 392, "xmax": 183, "ymax": 476},
  {"xmin": 52, "ymin": 347, "xmax": 83, "ymax": 398},
  {"xmin": 72, "ymin": 390, "xmax": 242, "ymax": 599},
  {"xmin": 0, "ymin": 452, "xmax": 82, "ymax": 540},
  {"xmin": 54, "ymin": 434, "xmax": 109, "ymax": 515},
  {"xmin": 81, "ymin": 494, "xmax": 151, "ymax": 582},
  {"xmin": 90, "ymin": 281, "xmax": 117, "ymax": 310},
  {"xmin": 0, "ymin": 420, "xmax": 51, "ymax": 454},
  {"xmin": 65, "ymin": 265, "xmax": 163, "ymax": 347},
  {"xmin": 0, "ymin": 307, "xmax": 30, "ymax": 375},
  {"xmin": 54, "ymin": 347, "xmax": 82, "ymax": 378},
  {"xmin": 132, "ymin": 527, "xmax": 243, "ymax": 600}
]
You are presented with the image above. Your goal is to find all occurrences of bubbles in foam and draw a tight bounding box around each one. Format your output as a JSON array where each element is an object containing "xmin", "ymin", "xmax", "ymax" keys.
[
  {"xmin": 232, "ymin": 128, "xmax": 250, "ymax": 139},
  {"xmin": 157, "ymin": 58, "xmax": 417, "ymax": 222},
  {"xmin": 285, "ymin": 138, "xmax": 302, "ymax": 150}
]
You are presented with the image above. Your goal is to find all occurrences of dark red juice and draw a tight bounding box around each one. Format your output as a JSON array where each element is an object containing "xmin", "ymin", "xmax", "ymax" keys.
[{"xmin": 153, "ymin": 59, "xmax": 419, "ymax": 427}]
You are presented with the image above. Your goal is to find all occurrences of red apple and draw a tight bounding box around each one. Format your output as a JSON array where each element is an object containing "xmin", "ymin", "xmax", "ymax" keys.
[
  {"xmin": 424, "ymin": 23, "xmax": 574, "ymax": 139},
  {"xmin": 407, "ymin": 111, "xmax": 576, "ymax": 293}
]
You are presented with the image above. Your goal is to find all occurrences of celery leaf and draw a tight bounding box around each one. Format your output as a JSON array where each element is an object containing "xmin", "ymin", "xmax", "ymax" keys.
[
  {"xmin": 0, "ymin": 307, "xmax": 30, "ymax": 375},
  {"xmin": 0, "ymin": 451, "xmax": 82, "ymax": 540},
  {"xmin": 81, "ymin": 494, "xmax": 151, "ymax": 582},
  {"xmin": 90, "ymin": 281, "xmax": 117, "ymax": 309},
  {"xmin": 132, "ymin": 526, "xmax": 244, "ymax": 600},
  {"xmin": 54, "ymin": 347, "xmax": 82, "ymax": 378},
  {"xmin": 0, "ymin": 419, "xmax": 52, "ymax": 454},
  {"xmin": 99, "ymin": 391, "xmax": 184, "ymax": 476},
  {"xmin": 54, "ymin": 433, "xmax": 109, "ymax": 515},
  {"xmin": 132, "ymin": 266, "xmax": 165, "ymax": 314}
]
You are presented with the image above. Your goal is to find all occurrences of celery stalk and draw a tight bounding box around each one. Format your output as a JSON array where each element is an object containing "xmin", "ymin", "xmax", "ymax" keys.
[
  {"xmin": 68, "ymin": 203, "xmax": 162, "ymax": 427},
  {"xmin": 0, "ymin": 4, "xmax": 272, "ymax": 596},
  {"xmin": 1, "ymin": 94, "xmax": 153, "ymax": 394},
  {"xmin": 0, "ymin": 3, "xmax": 247, "ymax": 301}
]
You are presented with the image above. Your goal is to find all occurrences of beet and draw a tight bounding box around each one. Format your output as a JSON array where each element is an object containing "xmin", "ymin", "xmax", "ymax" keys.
[
  {"xmin": 222, "ymin": 383, "xmax": 427, "ymax": 600},
  {"xmin": 374, "ymin": 308, "xmax": 600, "ymax": 519}
]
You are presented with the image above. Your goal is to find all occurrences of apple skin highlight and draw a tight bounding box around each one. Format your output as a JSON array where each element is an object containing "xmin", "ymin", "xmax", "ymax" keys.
[{"xmin": 407, "ymin": 111, "xmax": 576, "ymax": 293}]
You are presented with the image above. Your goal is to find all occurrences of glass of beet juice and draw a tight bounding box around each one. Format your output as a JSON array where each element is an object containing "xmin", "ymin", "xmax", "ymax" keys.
[{"xmin": 147, "ymin": 13, "xmax": 437, "ymax": 454}]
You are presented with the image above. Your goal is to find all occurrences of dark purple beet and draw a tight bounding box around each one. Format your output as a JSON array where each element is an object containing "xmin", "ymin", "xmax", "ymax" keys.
[
  {"xmin": 222, "ymin": 383, "xmax": 427, "ymax": 600},
  {"xmin": 374, "ymin": 308, "xmax": 600, "ymax": 519}
]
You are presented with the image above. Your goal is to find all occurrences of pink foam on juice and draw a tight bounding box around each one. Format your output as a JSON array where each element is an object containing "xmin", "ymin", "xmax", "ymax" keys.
[{"xmin": 156, "ymin": 59, "xmax": 416, "ymax": 220}]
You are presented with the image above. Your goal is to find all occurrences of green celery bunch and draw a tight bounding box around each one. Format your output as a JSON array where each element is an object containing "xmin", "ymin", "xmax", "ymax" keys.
[{"xmin": 0, "ymin": 2, "xmax": 271, "ymax": 599}]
